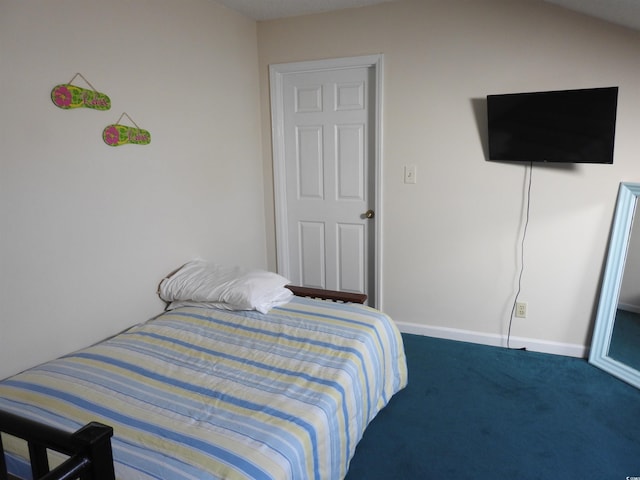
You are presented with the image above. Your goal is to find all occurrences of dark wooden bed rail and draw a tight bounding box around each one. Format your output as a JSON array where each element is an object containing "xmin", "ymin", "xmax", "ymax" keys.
[
  {"xmin": 0, "ymin": 410, "xmax": 114, "ymax": 480},
  {"xmin": 286, "ymin": 285, "xmax": 367, "ymax": 304}
]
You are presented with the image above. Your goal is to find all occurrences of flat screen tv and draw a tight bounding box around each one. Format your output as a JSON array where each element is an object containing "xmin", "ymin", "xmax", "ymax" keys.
[{"xmin": 487, "ymin": 87, "xmax": 618, "ymax": 164}]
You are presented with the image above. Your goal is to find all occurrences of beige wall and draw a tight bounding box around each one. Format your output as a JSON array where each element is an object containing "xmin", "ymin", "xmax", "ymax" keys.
[
  {"xmin": 258, "ymin": 0, "xmax": 640, "ymax": 353},
  {"xmin": 0, "ymin": 0, "xmax": 265, "ymax": 378}
]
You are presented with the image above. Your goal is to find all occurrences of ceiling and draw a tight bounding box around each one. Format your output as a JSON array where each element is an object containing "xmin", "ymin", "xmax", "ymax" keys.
[
  {"xmin": 546, "ymin": 0, "xmax": 640, "ymax": 31},
  {"xmin": 215, "ymin": 0, "xmax": 640, "ymax": 31}
]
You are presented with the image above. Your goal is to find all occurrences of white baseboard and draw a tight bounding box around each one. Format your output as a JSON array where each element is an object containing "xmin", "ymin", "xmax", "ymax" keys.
[{"xmin": 396, "ymin": 321, "xmax": 589, "ymax": 358}]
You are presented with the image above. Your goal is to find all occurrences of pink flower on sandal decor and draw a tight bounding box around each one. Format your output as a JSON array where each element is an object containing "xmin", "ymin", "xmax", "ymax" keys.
[
  {"xmin": 103, "ymin": 125, "xmax": 120, "ymax": 146},
  {"xmin": 52, "ymin": 85, "xmax": 72, "ymax": 108}
]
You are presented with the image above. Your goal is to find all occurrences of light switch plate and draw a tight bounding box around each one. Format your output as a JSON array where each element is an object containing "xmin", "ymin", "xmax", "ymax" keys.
[{"xmin": 404, "ymin": 165, "xmax": 417, "ymax": 184}]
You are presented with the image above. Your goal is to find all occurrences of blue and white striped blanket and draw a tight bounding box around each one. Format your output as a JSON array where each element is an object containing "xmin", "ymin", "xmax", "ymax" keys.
[{"xmin": 0, "ymin": 296, "xmax": 407, "ymax": 480}]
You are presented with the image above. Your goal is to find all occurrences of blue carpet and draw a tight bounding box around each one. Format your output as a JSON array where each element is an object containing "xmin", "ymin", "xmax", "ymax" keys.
[{"xmin": 345, "ymin": 334, "xmax": 640, "ymax": 480}]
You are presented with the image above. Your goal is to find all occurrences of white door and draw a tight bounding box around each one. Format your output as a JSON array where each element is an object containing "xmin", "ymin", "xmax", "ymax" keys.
[{"xmin": 270, "ymin": 56, "xmax": 382, "ymax": 307}]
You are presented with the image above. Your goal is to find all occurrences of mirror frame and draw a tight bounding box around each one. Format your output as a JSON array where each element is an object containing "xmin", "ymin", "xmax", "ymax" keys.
[{"xmin": 589, "ymin": 182, "xmax": 640, "ymax": 388}]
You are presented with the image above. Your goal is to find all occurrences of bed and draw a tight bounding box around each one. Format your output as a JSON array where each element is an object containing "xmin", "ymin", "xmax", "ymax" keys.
[{"xmin": 0, "ymin": 262, "xmax": 407, "ymax": 480}]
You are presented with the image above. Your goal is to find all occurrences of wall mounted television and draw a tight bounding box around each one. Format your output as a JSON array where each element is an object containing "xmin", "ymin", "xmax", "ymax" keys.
[{"xmin": 487, "ymin": 87, "xmax": 618, "ymax": 164}]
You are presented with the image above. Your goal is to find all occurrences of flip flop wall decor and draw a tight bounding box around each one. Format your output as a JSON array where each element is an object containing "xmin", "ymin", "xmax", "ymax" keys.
[
  {"xmin": 103, "ymin": 113, "xmax": 151, "ymax": 147},
  {"xmin": 51, "ymin": 73, "xmax": 111, "ymax": 110}
]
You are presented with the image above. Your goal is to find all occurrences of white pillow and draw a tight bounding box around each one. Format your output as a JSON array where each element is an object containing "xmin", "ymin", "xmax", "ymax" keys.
[
  {"xmin": 158, "ymin": 260, "xmax": 293, "ymax": 313},
  {"xmin": 166, "ymin": 287, "xmax": 294, "ymax": 314}
]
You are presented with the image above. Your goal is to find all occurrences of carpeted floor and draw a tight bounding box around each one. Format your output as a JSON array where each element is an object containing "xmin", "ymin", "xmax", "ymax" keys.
[{"xmin": 345, "ymin": 333, "xmax": 640, "ymax": 480}]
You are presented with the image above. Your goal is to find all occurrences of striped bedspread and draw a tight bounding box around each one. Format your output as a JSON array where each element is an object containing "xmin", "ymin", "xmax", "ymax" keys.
[{"xmin": 0, "ymin": 296, "xmax": 407, "ymax": 480}]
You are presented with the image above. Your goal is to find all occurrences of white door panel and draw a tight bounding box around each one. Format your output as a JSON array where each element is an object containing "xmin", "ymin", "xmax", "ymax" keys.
[
  {"xmin": 299, "ymin": 221, "xmax": 325, "ymax": 288},
  {"xmin": 336, "ymin": 124, "xmax": 365, "ymax": 200},
  {"xmin": 296, "ymin": 126, "xmax": 323, "ymax": 199},
  {"xmin": 337, "ymin": 223, "xmax": 365, "ymax": 292}
]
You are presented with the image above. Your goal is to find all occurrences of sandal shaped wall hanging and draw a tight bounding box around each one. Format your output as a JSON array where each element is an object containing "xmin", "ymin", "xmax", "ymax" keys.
[
  {"xmin": 51, "ymin": 73, "xmax": 111, "ymax": 110},
  {"xmin": 103, "ymin": 112, "xmax": 151, "ymax": 147}
]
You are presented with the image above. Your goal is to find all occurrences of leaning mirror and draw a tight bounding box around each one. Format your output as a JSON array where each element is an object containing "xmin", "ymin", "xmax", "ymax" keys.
[{"xmin": 590, "ymin": 182, "xmax": 640, "ymax": 389}]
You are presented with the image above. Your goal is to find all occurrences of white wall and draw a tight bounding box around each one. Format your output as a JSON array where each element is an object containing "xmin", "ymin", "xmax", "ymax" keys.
[
  {"xmin": 257, "ymin": 0, "xmax": 640, "ymax": 354},
  {"xmin": 0, "ymin": 0, "xmax": 266, "ymax": 378}
]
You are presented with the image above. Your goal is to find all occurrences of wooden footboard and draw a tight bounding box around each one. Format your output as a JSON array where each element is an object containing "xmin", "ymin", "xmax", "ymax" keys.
[
  {"xmin": 0, "ymin": 410, "xmax": 114, "ymax": 480},
  {"xmin": 286, "ymin": 285, "xmax": 367, "ymax": 304}
]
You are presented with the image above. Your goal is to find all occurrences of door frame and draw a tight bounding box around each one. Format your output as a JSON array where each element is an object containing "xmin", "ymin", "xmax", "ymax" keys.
[{"xmin": 269, "ymin": 54, "xmax": 384, "ymax": 309}]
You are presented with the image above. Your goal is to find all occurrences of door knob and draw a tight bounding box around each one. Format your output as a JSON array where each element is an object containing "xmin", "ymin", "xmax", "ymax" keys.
[{"xmin": 363, "ymin": 209, "xmax": 375, "ymax": 219}]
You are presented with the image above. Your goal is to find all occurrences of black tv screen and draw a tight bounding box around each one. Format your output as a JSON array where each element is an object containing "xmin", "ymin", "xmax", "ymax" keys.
[{"xmin": 487, "ymin": 87, "xmax": 618, "ymax": 164}]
